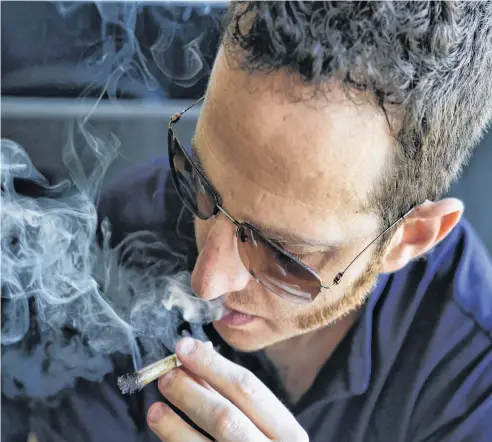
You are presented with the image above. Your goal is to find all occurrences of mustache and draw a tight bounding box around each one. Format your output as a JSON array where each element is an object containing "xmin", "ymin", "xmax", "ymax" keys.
[
  {"xmin": 224, "ymin": 287, "xmax": 266, "ymax": 315},
  {"xmin": 223, "ymin": 283, "xmax": 309, "ymax": 318}
]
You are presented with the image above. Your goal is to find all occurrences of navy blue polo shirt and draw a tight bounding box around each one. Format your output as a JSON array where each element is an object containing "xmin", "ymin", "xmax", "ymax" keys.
[{"xmin": 3, "ymin": 157, "xmax": 492, "ymax": 442}]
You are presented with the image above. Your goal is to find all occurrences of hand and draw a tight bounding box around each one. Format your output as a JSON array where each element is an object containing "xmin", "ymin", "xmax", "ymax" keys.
[{"xmin": 147, "ymin": 337, "xmax": 309, "ymax": 442}]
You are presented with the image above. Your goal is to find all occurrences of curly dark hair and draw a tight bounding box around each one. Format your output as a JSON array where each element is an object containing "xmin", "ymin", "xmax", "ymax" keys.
[{"xmin": 221, "ymin": 1, "xmax": 492, "ymax": 232}]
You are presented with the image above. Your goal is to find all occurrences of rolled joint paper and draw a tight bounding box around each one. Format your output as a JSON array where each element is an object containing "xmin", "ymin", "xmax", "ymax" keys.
[{"xmin": 117, "ymin": 353, "xmax": 182, "ymax": 395}]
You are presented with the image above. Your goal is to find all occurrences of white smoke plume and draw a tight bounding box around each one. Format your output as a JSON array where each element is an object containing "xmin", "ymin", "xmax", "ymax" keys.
[
  {"xmin": 0, "ymin": 131, "xmax": 227, "ymax": 400},
  {"xmin": 1, "ymin": 1, "xmax": 226, "ymax": 401}
]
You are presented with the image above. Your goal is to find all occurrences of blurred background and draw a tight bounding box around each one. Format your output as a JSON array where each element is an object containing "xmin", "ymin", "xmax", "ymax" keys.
[{"xmin": 2, "ymin": 0, "xmax": 491, "ymax": 253}]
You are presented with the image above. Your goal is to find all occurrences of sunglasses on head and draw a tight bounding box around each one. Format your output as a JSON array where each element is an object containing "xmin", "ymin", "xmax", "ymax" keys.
[{"xmin": 168, "ymin": 96, "xmax": 409, "ymax": 304}]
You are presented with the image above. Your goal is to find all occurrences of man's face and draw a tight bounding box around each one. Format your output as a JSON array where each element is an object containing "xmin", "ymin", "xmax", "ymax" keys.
[{"xmin": 190, "ymin": 48, "xmax": 394, "ymax": 352}]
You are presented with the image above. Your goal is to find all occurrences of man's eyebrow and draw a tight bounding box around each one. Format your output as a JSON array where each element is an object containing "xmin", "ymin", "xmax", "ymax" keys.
[
  {"xmin": 190, "ymin": 137, "xmax": 206, "ymax": 174},
  {"xmin": 248, "ymin": 220, "xmax": 341, "ymax": 249},
  {"xmin": 190, "ymin": 137, "xmax": 219, "ymax": 192},
  {"xmin": 190, "ymin": 137, "xmax": 339, "ymax": 249}
]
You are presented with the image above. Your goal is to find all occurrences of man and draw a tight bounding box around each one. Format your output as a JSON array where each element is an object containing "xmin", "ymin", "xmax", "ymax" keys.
[
  {"xmin": 5, "ymin": 2, "xmax": 492, "ymax": 441},
  {"xmin": 99, "ymin": 2, "xmax": 492, "ymax": 441}
]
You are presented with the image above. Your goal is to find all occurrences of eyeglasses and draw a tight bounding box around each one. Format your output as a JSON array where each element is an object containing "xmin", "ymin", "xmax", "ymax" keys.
[{"xmin": 168, "ymin": 96, "xmax": 410, "ymax": 304}]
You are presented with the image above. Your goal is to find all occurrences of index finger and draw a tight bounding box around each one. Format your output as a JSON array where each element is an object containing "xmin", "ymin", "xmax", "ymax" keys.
[{"xmin": 175, "ymin": 338, "xmax": 303, "ymax": 441}]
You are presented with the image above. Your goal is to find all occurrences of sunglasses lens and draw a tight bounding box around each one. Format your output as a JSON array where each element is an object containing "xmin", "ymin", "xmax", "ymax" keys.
[
  {"xmin": 169, "ymin": 129, "xmax": 216, "ymax": 219},
  {"xmin": 237, "ymin": 225, "xmax": 321, "ymax": 304}
]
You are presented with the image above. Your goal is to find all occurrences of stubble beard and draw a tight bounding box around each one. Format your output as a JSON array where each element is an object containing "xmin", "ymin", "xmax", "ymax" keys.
[{"xmin": 295, "ymin": 255, "xmax": 383, "ymax": 331}]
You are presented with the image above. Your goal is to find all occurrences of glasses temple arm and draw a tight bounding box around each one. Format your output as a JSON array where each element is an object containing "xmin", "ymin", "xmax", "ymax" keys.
[
  {"xmin": 322, "ymin": 208, "xmax": 415, "ymax": 289},
  {"xmin": 170, "ymin": 96, "xmax": 206, "ymax": 125}
]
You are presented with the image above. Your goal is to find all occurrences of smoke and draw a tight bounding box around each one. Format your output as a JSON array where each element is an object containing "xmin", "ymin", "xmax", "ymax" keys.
[
  {"xmin": 51, "ymin": 1, "xmax": 223, "ymax": 97},
  {"xmin": 1, "ymin": 1, "xmax": 226, "ymax": 402},
  {"xmin": 0, "ymin": 129, "xmax": 228, "ymax": 400},
  {"xmin": 150, "ymin": 4, "xmax": 216, "ymax": 89}
]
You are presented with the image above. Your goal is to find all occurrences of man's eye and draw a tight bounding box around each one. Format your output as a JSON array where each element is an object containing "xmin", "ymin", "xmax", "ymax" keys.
[
  {"xmin": 287, "ymin": 251, "xmax": 310, "ymax": 261},
  {"xmin": 276, "ymin": 248, "xmax": 310, "ymax": 262}
]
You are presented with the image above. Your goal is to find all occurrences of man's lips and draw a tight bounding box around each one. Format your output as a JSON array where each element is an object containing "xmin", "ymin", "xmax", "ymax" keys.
[
  {"xmin": 219, "ymin": 305, "xmax": 259, "ymax": 326},
  {"xmin": 223, "ymin": 303, "xmax": 257, "ymax": 317}
]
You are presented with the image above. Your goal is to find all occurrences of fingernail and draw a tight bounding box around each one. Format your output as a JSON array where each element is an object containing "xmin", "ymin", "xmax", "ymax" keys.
[
  {"xmin": 178, "ymin": 337, "xmax": 196, "ymax": 356},
  {"xmin": 148, "ymin": 403, "xmax": 164, "ymax": 424},
  {"xmin": 159, "ymin": 370, "xmax": 175, "ymax": 388}
]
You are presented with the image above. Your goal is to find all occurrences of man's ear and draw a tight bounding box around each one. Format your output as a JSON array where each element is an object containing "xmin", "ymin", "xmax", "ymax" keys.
[{"xmin": 380, "ymin": 198, "xmax": 464, "ymax": 274}]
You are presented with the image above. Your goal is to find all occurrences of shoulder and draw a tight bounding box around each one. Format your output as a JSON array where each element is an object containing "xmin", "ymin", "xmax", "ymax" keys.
[
  {"xmin": 97, "ymin": 156, "xmax": 172, "ymax": 239},
  {"xmin": 381, "ymin": 217, "xmax": 492, "ymax": 441},
  {"xmin": 447, "ymin": 218, "xmax": 492, "ymax": 337},
  {"xmin": 381, "ymin": 216, "xmax": 492, "ymax": 342},
  {"xmin": 96, "ymin": 156, "xmax": 194, "ymax": 252}
]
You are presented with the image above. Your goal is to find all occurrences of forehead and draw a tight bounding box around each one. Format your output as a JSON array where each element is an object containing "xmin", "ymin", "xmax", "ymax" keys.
[{"xmin": 195, "ymin": 50, "xmax": 394, "ymax": 241}]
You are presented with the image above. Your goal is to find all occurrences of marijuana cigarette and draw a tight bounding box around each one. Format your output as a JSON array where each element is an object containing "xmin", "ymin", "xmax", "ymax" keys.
[{"xmin": 117, "ymin": 353, "xmax": 182, "ymax": 395}]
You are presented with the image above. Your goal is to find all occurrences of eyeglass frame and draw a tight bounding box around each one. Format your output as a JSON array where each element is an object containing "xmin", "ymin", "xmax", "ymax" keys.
[{"xmin": 168, "ymin": 95, "xmax": 414, "ymax": 301}]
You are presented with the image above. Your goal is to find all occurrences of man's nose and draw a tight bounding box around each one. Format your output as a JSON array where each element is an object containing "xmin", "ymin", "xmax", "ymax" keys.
[{"xmin": 191, "ymin": 215, "xmax": 253, "ymax": 301}]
